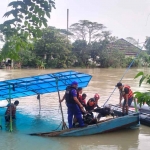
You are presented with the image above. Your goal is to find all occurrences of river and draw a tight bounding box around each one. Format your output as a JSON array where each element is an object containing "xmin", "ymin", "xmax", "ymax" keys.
[{"xmin": 0, "ymin": 68, "xmax": 150, "ymax": 150}]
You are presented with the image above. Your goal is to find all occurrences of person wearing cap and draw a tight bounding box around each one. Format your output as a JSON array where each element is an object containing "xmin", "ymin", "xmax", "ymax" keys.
[
  {"xmin": 5, "ymin": 100, "xmax": 19, "ymax": 122},
  {"xmin": 86, "ymin": 93, "xmax": 100, "ymax": 111},
  {"xmin": 60, "ymin": 87, "xmax": 83, "ymax": 104},
  {"xmin": 116, "ymin": 82, "xmax": 133, "ymax": 115},
  {"xmin": 60, "ymin": 85, "xmax": 71, "ymax": 103},
  {"xmin": 65, "ymin": 81, "xmax": 85, "ymax": 128}
]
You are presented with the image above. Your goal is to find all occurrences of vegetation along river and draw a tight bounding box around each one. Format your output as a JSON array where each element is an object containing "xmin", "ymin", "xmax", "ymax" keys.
[{"xmin": 0, "ymin": 68, "xmax": 150, "ymax": 150}]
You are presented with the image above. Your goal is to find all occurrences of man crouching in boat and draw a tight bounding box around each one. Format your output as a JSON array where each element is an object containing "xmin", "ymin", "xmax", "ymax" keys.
[
  {"xmin": 65, "ymin": 81, "xmax": 86, "ymax": 128},
  {"xmin": 5, "ymin": 100, "xmax": 19, "ymax": 122},
  {"xmin": 116, "ymin": 82, "xmax": 133, "ymax": 115},
  {"xmin": 86, "ymin": 94, "xmax": 100, "ymax": 112},
  {"xmin": 84, "ymin": 94, "xmax": 100, "ymax": 123},
  {"xmin": 85, "ymin": 94, "xmax": 114, "ymax": 122}
]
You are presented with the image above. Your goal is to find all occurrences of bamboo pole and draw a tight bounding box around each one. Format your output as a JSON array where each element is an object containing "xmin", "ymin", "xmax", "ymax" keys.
[
  {"xmin": 56, "ymin": 79, "xmax": 68, "ymax": 130},
  {"xmin": 67, "ymin": 9, "xmax": 69, "ymax": 43},
  {"xmin": 9, "ymin": 84, "xmax": 13, "ymax": 132}
]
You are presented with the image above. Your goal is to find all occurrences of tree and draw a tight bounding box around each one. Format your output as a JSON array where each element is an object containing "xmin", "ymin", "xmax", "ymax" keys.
[
  {"xmin": 90, "ymin": 38, "xmax": 119, "ymax": 67},
  {"xmin": 0, "ymin": 0, "xmax": 55, "ymax": 60},
  {"xmin": 0, "ymin": 34, "xmax": 33, "ymax": 60},
  {"xmin": 1, "ymin": 0, "xmax": 55, "ymax": 37},
  {"xmin": 138, "ymin": 51, "xmax": 150, "ymax": 67},
  {"xmin": 134, "ymin": 72, "xmax": 150, "ymax": 106},
  {"xmin": 18, "ymin": 48, "xmax": 37, "ymax": 67},
  {"xmin": 33, "ymin": 27, "xmax": 72, "ymax": 68},
  {"xmin": 72, "ymin": 40, "xmax": 90, "ymax": 67},
  {"xmin": 70, "ymin": 20, "xmax": 106, "ymax": 44}
]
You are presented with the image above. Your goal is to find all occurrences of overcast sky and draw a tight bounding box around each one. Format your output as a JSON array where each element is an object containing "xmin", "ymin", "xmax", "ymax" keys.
[{"xmin": 0, "ymin": 0, "xmax": 150, "ymax": 45}]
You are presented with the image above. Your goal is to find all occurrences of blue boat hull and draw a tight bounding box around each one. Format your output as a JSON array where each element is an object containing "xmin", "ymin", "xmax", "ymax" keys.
[{"xmin": 30, "ymin": 113, "xmax": 139, "ymax": 137}]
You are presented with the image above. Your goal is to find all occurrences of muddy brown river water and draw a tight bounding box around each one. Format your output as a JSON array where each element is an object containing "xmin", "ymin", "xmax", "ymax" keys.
[{"xmin": 0, "ymin": 68, "xmax": 150, "ymax": 150}]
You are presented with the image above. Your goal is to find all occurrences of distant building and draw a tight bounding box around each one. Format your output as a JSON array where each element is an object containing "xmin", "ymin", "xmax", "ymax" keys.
[{"xmin": 107, "ymin": 38, "xmax": 142, "ymax": 57}]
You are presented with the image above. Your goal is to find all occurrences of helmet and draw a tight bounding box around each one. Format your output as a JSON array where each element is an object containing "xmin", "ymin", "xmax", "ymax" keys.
[{"xmin": 94, "ymin": 93, "xmax": 100, "ymax": 99}]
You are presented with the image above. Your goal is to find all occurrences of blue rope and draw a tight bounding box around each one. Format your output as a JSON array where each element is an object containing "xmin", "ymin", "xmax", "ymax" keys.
[{"xmin": 103, "ymin": 47, "xmax": 143, "ymax": 107}]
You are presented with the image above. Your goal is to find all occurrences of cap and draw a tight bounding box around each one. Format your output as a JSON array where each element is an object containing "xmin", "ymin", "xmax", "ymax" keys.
[
  {"xmin": 71, "ymin": 81, "xmax": 78, "ymax": 85},
  {"xmin": 94, "ymin": 93, "xmax": 100, "ymax": 99},
  {"xmin": 115, "ymin": 82, "xmax": 122, "ymax": 87}
]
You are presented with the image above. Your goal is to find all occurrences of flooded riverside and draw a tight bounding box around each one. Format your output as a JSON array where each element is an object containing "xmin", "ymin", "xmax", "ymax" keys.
[{"xmin": 0, "ymin": 68, "xmax": 150, "ymax": 150}]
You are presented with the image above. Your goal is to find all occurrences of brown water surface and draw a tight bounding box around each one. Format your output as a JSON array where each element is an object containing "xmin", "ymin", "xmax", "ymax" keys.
[{"xmin": 0, "ymin": 68, "xmax": 150, "ymax": 150}]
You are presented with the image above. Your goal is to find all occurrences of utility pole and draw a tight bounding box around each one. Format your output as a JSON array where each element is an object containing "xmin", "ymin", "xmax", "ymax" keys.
[
  {"xmin": 137, "ymin": 39, "xmax": 139, "ymax": 47},
  {"xmin": 67, "ymin": 9, "xmax": 69, "ymax": 42}
]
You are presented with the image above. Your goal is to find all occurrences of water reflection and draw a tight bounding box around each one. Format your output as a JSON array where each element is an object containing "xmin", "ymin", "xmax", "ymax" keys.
[{"xmin": 55, "ymin": 129, "xmax": 140, "ymax": 150}]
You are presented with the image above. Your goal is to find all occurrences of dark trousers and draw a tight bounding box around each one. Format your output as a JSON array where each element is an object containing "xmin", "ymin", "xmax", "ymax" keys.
[
  {"xmin": 67, "ymin": 103, "xmax": 84, "ymax": 128},
  {"xmin": 123, "ymin": 97, "xmax": 133, "ymax": 107},
  {"xmin": 5, "ymin": 115, "xmax": 15, "ymax": 122}
]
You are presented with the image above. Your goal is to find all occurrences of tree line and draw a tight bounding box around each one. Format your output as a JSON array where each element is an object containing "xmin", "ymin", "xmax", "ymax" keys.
[
  {"xmin": 0, "ymin": 0, "xmax": 150, "ymax": 69},
  {"xmin": 0, "ymin": 0, "xmax": 150, "ymax": 106},
  {"xmin": 1, "ymin": 25, "xmax": 150, "ymax": 69}
]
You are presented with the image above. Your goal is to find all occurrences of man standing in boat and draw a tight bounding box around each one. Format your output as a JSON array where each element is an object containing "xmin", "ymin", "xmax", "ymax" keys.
[
  {"xmin": 65, "ymin": 81, "xmax": 86, "ymax": 128},
  {"xmin": 5, "ymin": 100, "xmax": 19, "ymax": 122},
  {"xmin": 116, "ymin": 82, "xmax": 133, "ymax": 115}
]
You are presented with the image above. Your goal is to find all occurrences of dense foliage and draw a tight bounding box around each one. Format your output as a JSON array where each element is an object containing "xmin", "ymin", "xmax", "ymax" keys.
[
  {"xmin": 1, "ymin": 24, "xmax": 150, "ymax": 69},
  {"xmin": 0, "ymin": 0, "xmax": 55, "ymax": 60},
  {"xmin": 134, "ymin": 72, "xmax": 150, "ymax": 106},
  {"xmin": 0, "ymin": 1, "xmax": 150, "ymax": 69}
]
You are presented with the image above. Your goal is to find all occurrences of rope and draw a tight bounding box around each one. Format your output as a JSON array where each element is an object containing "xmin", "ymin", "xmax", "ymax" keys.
[
  {"xmin": 52, "ymin": 122, "xmax": 62, "ymax": 131},
  {"xmin": 103, "ymin": 46, "xmax": 144, "ymax": 107}
]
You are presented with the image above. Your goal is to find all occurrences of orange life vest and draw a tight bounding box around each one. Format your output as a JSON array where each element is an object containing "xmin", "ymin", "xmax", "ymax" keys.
[{"xmin": 120, "ymin": 85, "xmax": 133, "ymax": 99}]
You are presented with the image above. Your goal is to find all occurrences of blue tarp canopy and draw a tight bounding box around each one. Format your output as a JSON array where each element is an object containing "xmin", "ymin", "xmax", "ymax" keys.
[{"xmin": 0, "ymin": 70, "xmax": 92, "ymax": 101}]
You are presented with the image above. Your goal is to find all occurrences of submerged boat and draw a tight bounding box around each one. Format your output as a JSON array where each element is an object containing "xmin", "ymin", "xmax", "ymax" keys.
[
  {"xmin": 0, "ymin": 70, "xmax": 140, "ymax": 135},
  {"xmin": 30, "ymin": 112, "xmax": 140, "ymax": 137},
  {"xmin": 0, "ymin": 70, "xmax": 92, "ymax": 132}
]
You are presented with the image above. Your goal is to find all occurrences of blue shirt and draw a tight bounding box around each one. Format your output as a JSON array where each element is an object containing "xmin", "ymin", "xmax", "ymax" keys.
[{"xmin": 71, "ymin": 89, "xmax": 77, "ymax": 97}]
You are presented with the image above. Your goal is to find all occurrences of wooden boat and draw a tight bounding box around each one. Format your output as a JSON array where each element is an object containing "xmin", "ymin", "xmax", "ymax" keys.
[
  {"xmin": 0, "ymin": 70, "xmax": 92, "ymax": 132},
  {"xmin": 0, "ymin": 70, "xmax": 140, "ymax": 134},
  {"xmin": 30, "ymin": 112, "xmax": 140, "ymax": 137}
]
